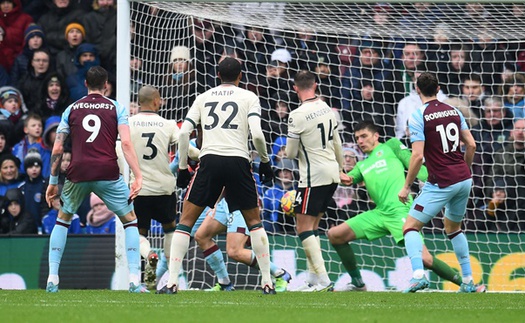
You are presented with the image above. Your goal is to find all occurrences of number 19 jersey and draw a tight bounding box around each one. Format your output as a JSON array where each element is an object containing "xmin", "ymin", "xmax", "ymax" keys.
[
  {"xmin": 185, "ymin": 84, "xmax": 261, "ymax": 161},
  {"xmin": 287, "ymin": 98, "xmax": 340, "ymax": 188},
  {"xmin": 129, "ymin": 113, "xmax": 178, "ymax": 196},
  {"xmin": 409, "ymin": 99, "xmax": 471, "ymax": 188}
]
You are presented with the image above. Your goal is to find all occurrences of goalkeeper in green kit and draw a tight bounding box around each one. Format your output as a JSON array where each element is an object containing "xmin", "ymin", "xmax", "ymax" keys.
[{"xmin": 327, "ymin": 120, "xmax": 463, "ymax": 291}]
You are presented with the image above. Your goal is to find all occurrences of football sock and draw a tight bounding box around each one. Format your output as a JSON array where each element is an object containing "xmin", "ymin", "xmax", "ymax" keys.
[
  {"xmin": 429, "ymin": 256, "xmax": 462, "ymax": 286},
  {"xmin": 332, "ymin": 243, "xmax": 364, "ymax": 287},
  {"xmin": 48, "ymin": 218, "xmax": 70, "ymax": 284},
  {"xmin": 124, "ymin": 220, "xmax": 141, "ymax": 285},
  {"xmin": 249, "ymin": 250, "xmax": 282, "ymax": 277},
  {"xmin": 139, "ymin": 235, "xmax": 151, "ymax": 259},
  {"xmin": 167, "ymin": 224, "xmax": 191, "ymax": 288},
  {"xmin": 298, "ymin": 231, "xmax": 317, "ymax": 285},
  {"xmin": 404, "ymin": 229, "xmax": 424, "ymax": 275},
  {"xmin": 249, "ymin": 223, "xmax": 272, "ymax": 288},
  {"xmin": 204, "ymin": 244, "xmax": 230, "ymax": 285},
  {"xmin": 448, "ymin": 230, "xmax": 472, "ymax": 280},
  {"xmin": 300, "ymin": 231, "xmax": 330, "ymax": 286},
  {"xmin": 163, "ymin": 230, "xmax": 174, "ymax": 259}
]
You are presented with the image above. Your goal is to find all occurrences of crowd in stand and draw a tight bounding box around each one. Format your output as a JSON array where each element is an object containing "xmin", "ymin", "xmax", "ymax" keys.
[{"xmin": 0, "ymin": 1, "xmax": 524, "ymax": 234}]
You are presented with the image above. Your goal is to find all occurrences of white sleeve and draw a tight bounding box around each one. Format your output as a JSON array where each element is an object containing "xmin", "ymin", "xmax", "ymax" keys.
[
  {"xmin": 248, "ymin": 115, "xmax": 269, "ymax": 163},
  {"xmin": 178, "ymin": 121, "xmax": 194, "ymax": 169}
]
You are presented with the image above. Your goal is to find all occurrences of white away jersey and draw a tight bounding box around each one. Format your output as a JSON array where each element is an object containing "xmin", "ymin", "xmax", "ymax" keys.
[
  {"xmin": 288, "ymin": 98, "xmax": 340, "ymax": 187},
  {"xmin": 129, "ymin": 113, "xmax": 178, "ymax": 195},
  {"xmin": 185, "ymin": 84, "xmax": 261, "ymax": 160}
]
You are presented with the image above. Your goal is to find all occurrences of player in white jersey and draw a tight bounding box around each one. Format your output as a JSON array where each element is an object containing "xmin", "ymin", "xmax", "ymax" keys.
[
  {"xmin": 286, "ymin": 70, "xmax": 345, "ymax": 292},
  {"xmin": 129, "ymin": 86, "xmax": 199, "ymax": 288},
  {"xmin": 160, "ymin": 57, "xmax": 276, "ymax": 294}
]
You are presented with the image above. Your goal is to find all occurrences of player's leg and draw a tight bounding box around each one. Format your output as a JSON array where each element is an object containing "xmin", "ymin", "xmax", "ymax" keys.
[
  {"xmin": 444, "ymin": 179, "xmax": 485, "ymax": 292},
  {"xmin": 327, "ymin": 211, "xmax": 383, "ymax": 291},
  {"xmin": 157, "ymin": 221, "xmax": 175, "ymax": 279},
  {"xmin": 421, "ymin": 246, "xmax": 462, "ymax": 286},
  {"xmin": 134, "ymin": 196, "xmax": 158, "ymax": 288},
  {"xmin": 194, "ymin": 210, "xmax": 233, "ymax": 291},
  {"xmin": 96, "ymin": 177, "xmax": 147, "ymax": 293},
  {"xmin": 47, "ymin": 180, "xmax": 89, "ymax": 292}
]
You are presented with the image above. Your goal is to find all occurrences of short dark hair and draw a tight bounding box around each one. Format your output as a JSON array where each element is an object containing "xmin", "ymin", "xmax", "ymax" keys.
[
  {"xmin": 218, "ymin": 57, "xmax": 241, "ymax": 82},
  {"xmin": 86, "ymin": 66, "xmax": 108, "ymax": 91},
  {"xmin": 294, "ymin": 70, "xmax": 316, "ymax": 90},
  {"xmin": 462, "ymin": 73, "xmax": 482, "ymax": 85},
  {"xmin": 416, "ymin": 72, "xmax": 439, "ymax": 97},
  {"xmin": 354, "ymin": 120, "xmax": 379, "ymax": 134}
]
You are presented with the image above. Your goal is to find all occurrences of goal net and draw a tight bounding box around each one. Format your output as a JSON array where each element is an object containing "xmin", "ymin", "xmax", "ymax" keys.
[{"xmin": 129, "ymin": 1, "xmax": 525, "ymax": 292}]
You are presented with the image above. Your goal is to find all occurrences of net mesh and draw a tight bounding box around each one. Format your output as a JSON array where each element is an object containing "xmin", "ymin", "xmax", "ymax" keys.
[{"xmin": 130, "ymin": 2, "xmax": 525, "ymax": 292}]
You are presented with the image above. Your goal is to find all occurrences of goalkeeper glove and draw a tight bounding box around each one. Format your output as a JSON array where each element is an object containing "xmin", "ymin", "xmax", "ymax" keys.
[{"xmin": 258, "ymin": 161, "xmax": 274, "ymax": 186}]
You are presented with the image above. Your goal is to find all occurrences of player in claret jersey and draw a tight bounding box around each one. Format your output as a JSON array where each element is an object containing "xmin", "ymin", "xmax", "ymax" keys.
[
  {"xmin": 45, "ymin": 66, "xmax": 146, "ymax": 293},
  {"xmin": 398, "ymin": 72, "xmax": 486, "ymax": 293}
]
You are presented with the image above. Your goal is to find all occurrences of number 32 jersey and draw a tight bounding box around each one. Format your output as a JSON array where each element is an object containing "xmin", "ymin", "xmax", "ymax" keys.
[
  {"xmin": 408, "ymin": 99, "xmax": 471, "ymax": 188},
  {"xmin": 57, "ymin": 93, "xmax": 127, "ymax": 183},
  {"xmin": 185, "ymin": 84, "xmax": 261, "ymax": 161}
]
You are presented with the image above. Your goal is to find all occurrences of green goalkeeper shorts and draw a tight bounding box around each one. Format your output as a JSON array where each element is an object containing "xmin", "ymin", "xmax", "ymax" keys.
[{"xmin": 345, "ymin": 207, "xmax": 410, "ymax": 244}]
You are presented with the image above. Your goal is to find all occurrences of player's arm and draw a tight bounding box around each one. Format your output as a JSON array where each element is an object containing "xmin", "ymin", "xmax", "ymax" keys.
[
  {"xmin": 399, "ymin": 140, "xmax": 424, "ymax": 204},
  {"xmin": 285, "ymin": 134, "xmax": 299, "ymax": 159},
  {"xmin": 460, "ymin": 129, "xmax": 476, "ymax": 168},
  {"xmin": 118, "ymin": 124, "xmax": 142, "ymax": 200},
  {"xmin": 45, "ymin": 131, "xmax": 68, "ymax": 206},
  {"xmin": 387, "ymin": 138, "xmax": 428, "ymax": 182}
]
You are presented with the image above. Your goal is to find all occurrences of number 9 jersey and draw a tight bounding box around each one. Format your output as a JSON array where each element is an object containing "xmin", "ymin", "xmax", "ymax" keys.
[
  {"xmin": 57, "ymin": 93, "xmax": 126, "ymax": 182},
  {"xmin": 408, "ymin": 99, "xmax": 471, "ymax": 188}
]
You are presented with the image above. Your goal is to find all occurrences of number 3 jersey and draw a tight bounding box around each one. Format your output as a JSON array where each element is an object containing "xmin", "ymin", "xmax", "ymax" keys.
[
  {"xmin": 408, "ymin": 99, "xmax": 471, "ymax": 188},
  {"xmin": 57, "ymin": 93, "xmax": 126, "ymax": 182},
  {"xmin": 129, "ymin": 112, "xmax": 179, "ymax": 196},
  {"xmin": 185, "ymin": 84, "xmax": 261, "ymax": 161},
  {"xmin": 287, "ymin": 98, "xmax": 340, "ymax": 188}
]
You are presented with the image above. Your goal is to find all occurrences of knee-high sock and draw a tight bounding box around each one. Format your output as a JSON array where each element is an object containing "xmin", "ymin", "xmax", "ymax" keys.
[
  {"xmin": 249, "ymin": 223, "xmax": 272, "ymax": 288},
  {"xmin": 332, "ymin": 243, "xmax": 364, "ymax": 287},
  {"xmin": 163, "ymin": 231, "xmax": 174, "ymax": 259},
  {"xmin": 249, "ymin": 250, "xmax": 282, "ymax": 277},
  {"xmin": 448, "ymin": 230, "xmax": 472, "ymax": 282},
  {"xmin": 428, "ymin": 256, "xmax": 462, "ymax": 286},
  {"xmin": 300, "ymin": 231, "xmax": 330, "ymax": 286},
  {"xmin": 124, "ymin": 220, "xmax": 141, "ymax": 285},
  {"xmin": 204, "ymin": 244, "xmax": 230, "ymax": 285},
  {"xmin": 48, "ymin": 218, "xmax": 71, "ymax": 285},
  {"xmin": 404, "ymin": 229, "xmax": 424, "ymax": 277},
  {"xmin": 139, "ymin": 235, "xmax": 151, "ymax": 259},
  {"xmin": 167, "ymin": 224, "xmax": 191, "ymax": 288}
]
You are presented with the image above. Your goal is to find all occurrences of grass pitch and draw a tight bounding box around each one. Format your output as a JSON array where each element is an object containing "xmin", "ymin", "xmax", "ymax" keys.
[{"xmin": 1, "ymin": 290, "xmax": 523, "ymax": 323}]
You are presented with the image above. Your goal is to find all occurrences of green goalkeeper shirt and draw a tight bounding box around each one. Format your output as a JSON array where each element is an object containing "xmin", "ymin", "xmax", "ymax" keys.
[{"xmin": 348, "ymin": 138, "xmax": 428, "ymax": 213}]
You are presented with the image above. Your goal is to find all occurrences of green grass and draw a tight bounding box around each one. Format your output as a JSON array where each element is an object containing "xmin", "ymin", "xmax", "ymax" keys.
[{"xmin": 1, "ymin": 290, "xmax": 524, "ymax": 323}]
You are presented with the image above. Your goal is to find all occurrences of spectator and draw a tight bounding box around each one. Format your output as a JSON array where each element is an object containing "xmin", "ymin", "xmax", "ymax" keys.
[
  {"xmin": 436, "ymin": 44, "xmax": 475, "ymax": 96},
  {"xmin": 426, "ymin": 23, "xmax": 451, "ymax": 73},
  {"xmin": 262, "ymin": 91, "xmax": 292, "ymax": 144},
  {"xmin": 0, "ymin": 187, "xmax": 36, "ymax": 234},
  {"xmin": 342, "ymin": 38, "xmax": 393, "ymax": 108},
  {"xmin": 470, "ymin": 96, "xmax": 514, "ymax": 207},
  {"xmin": 159, "ymin": 45, "xmax": 197, "ymax": 122},
  {"xmin": 55, "ymin": 22, "xmax": 85, "ymax": 80},
  {"xmin": 237, "ymin": 26, "xmax": 274, "ymax": 83},
  {"xmin": 0, "ymin": 0, "xmax": 33, "ymax": 71},
  {"xmin": 262, "ymin": 158, "xmax": 297, "ymax": 233},
  {"xmin": 66, "ymin": 42, "xmax": 100, "ymax": 101},
  {"xmin": 0, "ymin": 86, "xmax": 27, "ymax": 146},
  {"xmin": 461, "ymin": 73, "xmax": 486, "ymax": 119},
  {"xmin": 42, "ymin": 115, "xmax": 60, "ymax": 153},
  {"xmin": 391, "ymin": 42, "xmax": 426, "ymax": 102},
  {"xmin": 10, "ymin": 24, "xmax": 46, "ymax": 86},
  {"xmin": 485, "ymin": 118, "xmax": 525, "ymax": 232},
  {"xmin": 443, "ymin": 96, "xmax": 479, "ymax": 129},
  {"xmin": 17, "ymin": 48, "xmax": 54, "ymax": 110},
  {"xmin": 35, "ymin": 73, "xmax": 71, "ymax": 119},
  {"xmin": 395, "ymin": 71, "xmax": 448, "ymax": 139},
  {"xmin": 0, "ymin": 153, "xmax": 22, "ymax": 196},
  {"xmin": 38, "ymin": 0, "xmax": 85, "ymax": 56},
  {"xmin": 471, "ymin": 28, "xmax": 506, "ymax": 95},
  {"xmin": 18, "ymin": 148, "xmax": 46, "ymax": 230},
  {"xmin": 308, "ymin": 51, "xmax": 342, "ymax": 110},
  {"xmin": 270, "ymin": 135, "xmax": 287, "ymax": 167},
  {"xmin": 81, "ymin": 0, "xmax": 116, "ymax": 74},
  {"xmin": 0, "ymin": 128, "xmax": 10, "ymax": 158},
  {"xmin": 500, "ymin": 72, "xmax": 525, "ymax": 121},
  {"xmin": 11, "ymin": 113, "xmax": 50, "ymax": 176},
  {"xmin": 85, "ymin": 193, "xmax": 116, "ymax": 234},
  {"xmin": 192, "ymin": 19, "xmax": 223, "ymax": 91},
  {"xmin": 258, "ymin": 50, "xmax": 294, "ymax": 109},
  {"xmin": 0, "ymin": 65, "xmax": 10, "ymax": 87},
  {"xmin": 41, "ymin": 188, "xmax": 82, "ymax": 234}
]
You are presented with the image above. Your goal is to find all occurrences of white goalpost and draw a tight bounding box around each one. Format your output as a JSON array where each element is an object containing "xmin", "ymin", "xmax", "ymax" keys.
[{"xmin": 116, "ymin": 1, "xmax": 525, "ymax": 292}]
